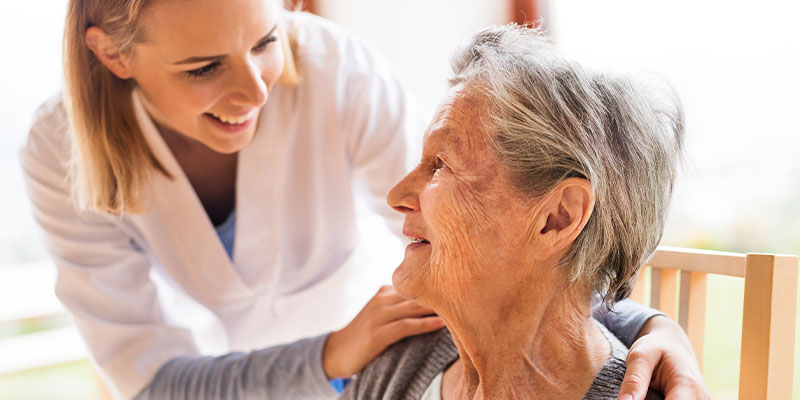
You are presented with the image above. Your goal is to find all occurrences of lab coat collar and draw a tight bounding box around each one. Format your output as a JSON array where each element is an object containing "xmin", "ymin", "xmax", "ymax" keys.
[{"xmin": 131, "ymin": 90, "xmax": 269, "ymax": 307}]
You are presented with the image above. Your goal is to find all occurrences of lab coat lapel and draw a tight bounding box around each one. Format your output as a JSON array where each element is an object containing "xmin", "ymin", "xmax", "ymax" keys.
[
  {"xmin": 233, "ymin": 84, "xmax": 292, "ymax": 293},
  {"xmin": 131, "ymin": 92, "xmax": 251, "ymax": 307}
]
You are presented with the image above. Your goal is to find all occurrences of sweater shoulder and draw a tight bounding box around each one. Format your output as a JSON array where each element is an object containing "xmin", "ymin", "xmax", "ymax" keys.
[{"xmin": 342, "ymin": 328, "xmax": 457, "ymax": 400}]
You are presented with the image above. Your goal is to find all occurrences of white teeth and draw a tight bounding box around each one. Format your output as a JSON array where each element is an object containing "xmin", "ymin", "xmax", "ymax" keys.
[
  {"xmin": 209, "ymin": 110, "xmax": 255, "ymax": 125},
  {"xmin": 409, "ymin": 237, "xmax": 428, "ymax": 243}
]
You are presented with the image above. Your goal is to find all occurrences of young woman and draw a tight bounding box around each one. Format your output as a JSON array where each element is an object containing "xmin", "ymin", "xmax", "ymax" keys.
[{"xmin": 21, "ymin": 0, "xmax": 707, "ymax": 398}]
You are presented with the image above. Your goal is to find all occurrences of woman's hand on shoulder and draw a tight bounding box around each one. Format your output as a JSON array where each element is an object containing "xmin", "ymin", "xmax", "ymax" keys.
[
  {"xmin": 617, "ymin": 315, "xmax": 710, "ymax": 400},
  {"xmin": 322, "ymin": 285, "xmax": 445, "ymax": 379}
]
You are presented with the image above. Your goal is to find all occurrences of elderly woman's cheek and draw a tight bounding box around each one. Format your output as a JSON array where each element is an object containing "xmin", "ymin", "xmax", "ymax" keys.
[
  {"xmin": 431, "ymin": 196, "xmax": 494, "ymax": 274},
  {"xmin": 428, "ymin": 236, "xmax": 483, "ymax": 297},
  {"xmin": 449, "ymin": 182, "xmax": 499, "ymax": 251}
]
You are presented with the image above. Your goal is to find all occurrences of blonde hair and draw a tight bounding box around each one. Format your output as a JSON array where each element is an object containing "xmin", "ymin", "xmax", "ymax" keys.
[{"xmin": 63, "ymin": 0, "xmax": 298, "ymax": 214}]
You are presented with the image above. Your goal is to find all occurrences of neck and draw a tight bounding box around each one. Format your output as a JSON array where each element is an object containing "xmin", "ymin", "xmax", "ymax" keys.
[{"xmin": 440, "ymin": 274, "xmax": 609, "ymax": 400}]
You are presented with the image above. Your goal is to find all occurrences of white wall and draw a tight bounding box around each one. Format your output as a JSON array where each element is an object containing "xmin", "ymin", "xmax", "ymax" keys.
[
  {"xmin": 547, "ymin": 0, "xmax": 800, "ymax": 253},
  {"xmin": 317, "ymin": 0, "xmax": 511, "ymax": 119},
  {"xmin": 0, "ymin": 0, "xmax": 67, "ymax": 265}
]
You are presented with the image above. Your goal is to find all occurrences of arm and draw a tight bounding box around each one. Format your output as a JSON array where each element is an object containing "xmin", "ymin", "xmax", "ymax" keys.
[
  {"xmin": 591, "ymin": 297, "xmax": 709, "ymax": 400},
  {"xmin": 136, "ymin": 285, "xmax": 443, "ymax": 399},
  {"xmin": 134, "ymin": 334, "xmax": 336, "ymax": 399},
  {"xmin": 593, "ymin": 297, "xmax": 665, "ymax": 347}
]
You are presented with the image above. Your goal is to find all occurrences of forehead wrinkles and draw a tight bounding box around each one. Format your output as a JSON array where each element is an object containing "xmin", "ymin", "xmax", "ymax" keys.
[
  {"xmin": 443, "ymin": 93, "xmax": 490, "ymax": 155},
  {"xmin": 454, "ymin": 99, "xmax": 507, "ymax": 194}
]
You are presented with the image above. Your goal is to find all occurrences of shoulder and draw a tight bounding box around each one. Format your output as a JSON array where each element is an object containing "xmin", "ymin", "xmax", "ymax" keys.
[
  {"xmin": 283, "ymin": 11, "xmax": 388, "ymax": 76},
  {"xmin": 27, "ymin": 92, "xmax": 69, "ymax": 141},
  {"xmin": 20, "ymin": 93, "xmax": 71, "ymax": 173},
  {"xmin": 280, "ymin": 10, "xmax": 403, "ymax": 111},
  {"xmin": 274, "ymin": 12, "xmax": 421, "ymax": 150},
  {"xmin": 342, "ymin": 328, "xmax": 458, "ymax": 400},
  {"xmin": 585, "ymin": 321, "xmax": 664, "ymax": 400}
]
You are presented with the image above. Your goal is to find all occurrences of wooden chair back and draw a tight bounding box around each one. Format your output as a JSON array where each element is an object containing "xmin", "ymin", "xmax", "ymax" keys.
[{"xmin": 629, "ymin": 246, "xmax": 798, "ymax": 399}]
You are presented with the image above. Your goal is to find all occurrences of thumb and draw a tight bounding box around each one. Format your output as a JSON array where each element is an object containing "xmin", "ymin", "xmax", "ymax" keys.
[{"xmin": 617, "ymin": 349, "xmax": 659, "ymax": 400}]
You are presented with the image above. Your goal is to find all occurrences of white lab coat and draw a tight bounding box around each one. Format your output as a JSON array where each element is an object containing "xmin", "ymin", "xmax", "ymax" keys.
[{"xmin": 20, "ymin": 12, "xmax": 424, "ymax": 399}]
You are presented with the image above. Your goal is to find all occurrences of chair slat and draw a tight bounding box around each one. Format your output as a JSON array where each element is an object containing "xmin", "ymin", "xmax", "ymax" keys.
[
  {"xmin": 650, "ymin": 269, "xmax": 661, "ymax": 310},
  {"xmin": 629, "ymin": 267, "xmax": 648, "ymax": 305},
  {"xmin": 678, "ymin": 271, "xmax": 690, "ymax": 330},
  {"xmin": 657, "ymin": 269, "xmax": 678, "ymax": 320},
  {"xmin": 678, "ymin": 270, "xmax": 707, "ymax": 370},
  {"xmin": 738, "ymin": 254, "xmax": 799, "ymax": 400}
]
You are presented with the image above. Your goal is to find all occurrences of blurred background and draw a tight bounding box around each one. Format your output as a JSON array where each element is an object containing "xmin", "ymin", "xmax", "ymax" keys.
[{"xmin": 1, "ymin": 0, "xmax": 798, "ymax": 398}]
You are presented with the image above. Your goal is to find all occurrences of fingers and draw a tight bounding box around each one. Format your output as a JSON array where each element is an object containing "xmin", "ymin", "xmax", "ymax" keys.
[
  {"xmin": 365, "ymin": 286, "xmax": 434, "ymax": 323},
  {"xmin": 381, "ymin": 300, "xmax": 437, "ymax": 321},
  {"xmin": 622, "ymin": 316, "xmax": 709, "ymax": 399},
  {"xmin": 375, "ymin": 284, "xmax": 395, "ymax": 296},
  {"xmin": 324, "ymin": 286, "xmax": 444, "ymax": 379},
  {"xmin": 377, "ymin": 315, "xmax": 445, "ymax": 346},
  {"xmin": 617, "ymin": 346, "xmax": 660, "ymax": 400},
  {"xmin": 370, "ymin": 285, "xmax": 409, "ymax": 307}
]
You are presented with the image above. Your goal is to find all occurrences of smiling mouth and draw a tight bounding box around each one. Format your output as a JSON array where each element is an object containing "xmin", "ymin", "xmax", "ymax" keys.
[
  {"xmin": 410, "ymin": 238, "xmax": 430, "ymax": 244},
  {"xmin": 204, "ymin": 111, "xmax": 254, "ymax": 126}
]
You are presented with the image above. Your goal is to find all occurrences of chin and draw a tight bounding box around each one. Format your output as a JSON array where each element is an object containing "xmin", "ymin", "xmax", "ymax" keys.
[
  {"xmin": 207, "ymin": 129, "xmax": 255, "ymax": 154},
  {"xmin": 391, "ymin": 258, "xmax": 428, "ymax": 302}
]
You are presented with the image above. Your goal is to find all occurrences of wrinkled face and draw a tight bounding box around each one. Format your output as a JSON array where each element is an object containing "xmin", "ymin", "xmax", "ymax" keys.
[
  {"xmin": 387, "ymin": 89, "xmax": 539, "ymax": 304},
  {"xmin": 128, "ymin": 0, "xmax": 284, "ymax": 153}
]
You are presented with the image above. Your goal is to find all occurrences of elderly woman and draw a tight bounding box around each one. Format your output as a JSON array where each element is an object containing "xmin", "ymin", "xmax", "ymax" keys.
[{"xmin": 341, "ymin": 25, "xmax": 683, "ymax": 400}]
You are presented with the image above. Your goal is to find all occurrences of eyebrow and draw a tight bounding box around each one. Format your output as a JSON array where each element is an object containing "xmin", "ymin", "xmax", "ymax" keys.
[{"xmin": 172, "ymin": 23, "xmax": 279, "ymax": 65}]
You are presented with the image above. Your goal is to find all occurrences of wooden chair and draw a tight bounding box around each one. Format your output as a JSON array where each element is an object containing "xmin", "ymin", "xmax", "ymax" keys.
[{"xmin": 629, "ymin": 246, "xmax": 799, "ymax": 399}]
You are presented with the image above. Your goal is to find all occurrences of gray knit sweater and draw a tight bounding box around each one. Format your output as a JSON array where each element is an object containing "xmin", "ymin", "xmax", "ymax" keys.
[{"xmin": 340, "ymin": 321, "xmax": 663, "ymax": 400}]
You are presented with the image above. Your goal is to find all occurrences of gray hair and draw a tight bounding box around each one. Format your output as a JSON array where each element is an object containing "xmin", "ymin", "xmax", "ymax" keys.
[{"xmin": 449, "ymin": 25, "xmax": 684, "ymax": 307}]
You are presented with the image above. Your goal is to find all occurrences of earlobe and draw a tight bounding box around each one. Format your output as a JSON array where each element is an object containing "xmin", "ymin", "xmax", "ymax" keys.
[{"xmin": 85, "ymin": 27, "xmax": 133, "ymax": 80}]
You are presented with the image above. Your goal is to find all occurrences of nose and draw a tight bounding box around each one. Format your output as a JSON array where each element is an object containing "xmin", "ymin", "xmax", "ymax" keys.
[
  {"xmin": 387, "ymin": 169, "xmax": 421, "ymax": 214},
  {"xmin": 229, "ymin": 57, "xmax": 268, "ymax": 108}
]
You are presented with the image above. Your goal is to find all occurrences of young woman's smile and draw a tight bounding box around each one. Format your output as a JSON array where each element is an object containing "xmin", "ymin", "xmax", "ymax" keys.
[{"xmin": 203, "ymin": 108, "xmax": 259, "ymax": 134}]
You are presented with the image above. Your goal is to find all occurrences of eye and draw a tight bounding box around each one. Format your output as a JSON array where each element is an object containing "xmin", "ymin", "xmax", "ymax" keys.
[
  {"xmin": 252, "ymin": 36, "xmax": 278, "ymax": 53},
  {"xmin": 186, "ymin": 61, "xmax": 221, "ymax": 79}
]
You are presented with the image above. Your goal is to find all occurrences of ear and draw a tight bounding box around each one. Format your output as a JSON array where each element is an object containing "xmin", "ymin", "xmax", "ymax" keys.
[
  {"xmin": 85, "ymin": 27, "xmax": 133, "ymax": 79},
  {"xmin": 531, "ymin": 178, "xmax": 595, "ymax": 259}
]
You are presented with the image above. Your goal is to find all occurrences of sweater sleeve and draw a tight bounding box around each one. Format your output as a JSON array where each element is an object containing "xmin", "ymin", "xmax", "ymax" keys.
[
  {"xmin": 134, "ymin": 334, "xmax": 338, "ymax": 400},
  {"xmin": 591, "ymin": 296, "xmax": 666, "ymax": 348}
]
